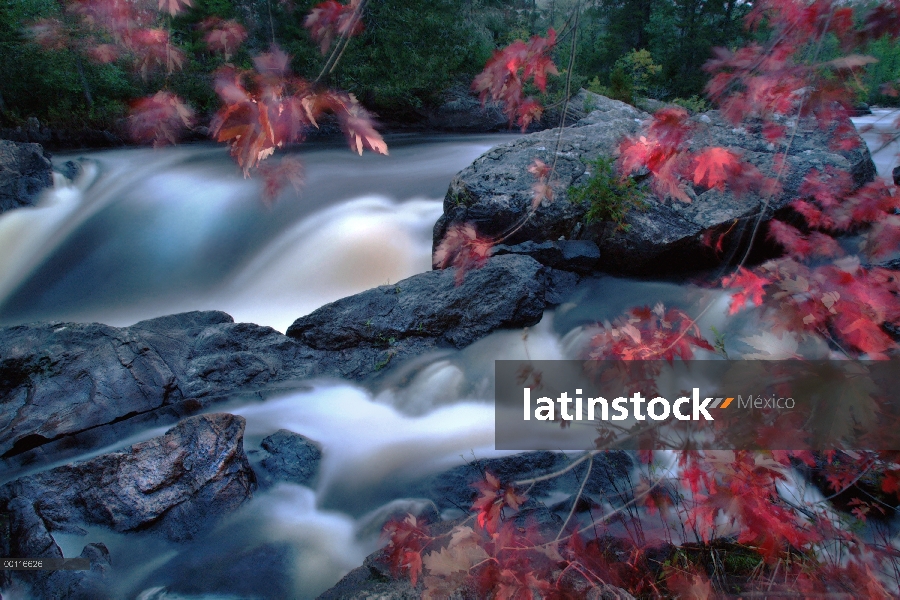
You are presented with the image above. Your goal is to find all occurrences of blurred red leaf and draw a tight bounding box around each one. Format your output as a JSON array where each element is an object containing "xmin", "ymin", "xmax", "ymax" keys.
[
  {"xmin": 201, "ymin": 18, "xmax": 247, "ymax": 60},
  {"xmin": 158, "ymin": 0, "xmax": 191, "ymax": 16},
  {"xmin": 127, "ymin": 91, "xmax": 194, "ymax": 147},
  {"xmin": 433, "ymin": 223, "xmax": 494, "ymax": 285},
  {"xmin": 303, "ymin": 0, "xmax": 363, "ymax": 55}
]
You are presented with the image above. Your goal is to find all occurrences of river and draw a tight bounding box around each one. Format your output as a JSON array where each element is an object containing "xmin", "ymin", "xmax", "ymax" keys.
[{"xmin": 0, "ymin": 112, "xmax": 897, "ymax": 598}]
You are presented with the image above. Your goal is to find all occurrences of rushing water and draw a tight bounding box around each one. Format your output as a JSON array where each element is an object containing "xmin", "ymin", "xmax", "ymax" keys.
[{"xmin": 0, "ymin": 116, "xmax": 897, "ymax": 599}]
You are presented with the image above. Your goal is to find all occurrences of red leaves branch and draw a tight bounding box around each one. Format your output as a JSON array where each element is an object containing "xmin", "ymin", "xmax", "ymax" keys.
[
  {"xmin": 472, "ymin": 29, "xmax": 559, "ymax": 131},
  {"xmin": 210, "ymin": 49, "xmax": 387, "ymax": 180},
  {"xmin": 304, "ymin": 0, "xmax": 364, "ymax": 55}
]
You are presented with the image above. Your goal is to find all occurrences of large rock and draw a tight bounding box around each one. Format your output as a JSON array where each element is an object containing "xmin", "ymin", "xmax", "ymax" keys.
[
  {"xmin": 286, "ymin": 252, "xmax": 548, "ymax": 361},
  {"xmin": 1, "ymin": 255, "xmax": 553, "ymax": 470},
  {"xmin": 0, "ymin": 414, "xmax": 254, "ymax": 598},
  {"xmin": 433, "ymin": 91, "xmax": 878, "ymax": 275},
  {"xmin": 0, "ymin": 140, "xmax": 53, "ymax": 213},
  {"xmin": 0, "ymin": 310, "xmax": 316, "ymax": 469}
]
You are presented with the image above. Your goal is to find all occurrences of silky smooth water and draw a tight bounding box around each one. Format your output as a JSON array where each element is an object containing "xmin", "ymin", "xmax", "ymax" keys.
[{"xmin": 0, "ymin": 118, "xmax": 896, "ymax": 598}]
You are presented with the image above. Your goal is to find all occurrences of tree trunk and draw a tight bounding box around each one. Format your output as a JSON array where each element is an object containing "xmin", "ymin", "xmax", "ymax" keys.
[{"xmin": 75, "ymin": 55, "xmax": 94, "ymax": 108}]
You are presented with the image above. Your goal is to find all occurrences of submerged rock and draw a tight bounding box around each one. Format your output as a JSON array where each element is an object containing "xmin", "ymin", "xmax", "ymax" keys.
[
  {"xmin": 0, "ymin": 414, "xmax": 254, "ymax": 598},
  {"xmin": 433, "ymin": 91, "xmax": 877, "ymax": 275},
  {"xmin": 0, "ymin": 140, "xmax": 53, "ymax": 213},
  {"xmin": 259, "ymin": 429, "xmax": 323, "ymax": 487}
]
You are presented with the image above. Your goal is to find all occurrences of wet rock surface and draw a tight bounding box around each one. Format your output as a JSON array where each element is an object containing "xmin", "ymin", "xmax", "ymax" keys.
[
  {"xmin": 0, "ymin": 414, "xmax": 255, "ymax": 598},
  {"xmin": 433, "ymin": 91, "xmax": 877, "ymax": 275},
  {"xmin": 1, "ymin": 255, "xmax": 553, "ymax": 472},
  {"xmin": 0, "ymin": 140, "xmax": 53, "ymax": 213}
]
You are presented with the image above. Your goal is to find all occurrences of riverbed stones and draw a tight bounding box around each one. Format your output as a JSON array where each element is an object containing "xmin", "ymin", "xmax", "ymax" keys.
[
  {"xmin": 2, "ymin": 255, "xmax": 552, "ymax": 469},
  {"xmin": 433, "ymin": 91, "xmax": 878, "ymax": 275},
  {"xmin": 0, "ymin": 140, "xmax": 53, "ymax": 213}
]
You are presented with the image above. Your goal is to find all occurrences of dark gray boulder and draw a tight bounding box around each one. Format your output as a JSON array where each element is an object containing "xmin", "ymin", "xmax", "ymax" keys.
[
  {"xmin": 0, "ymin": 140, "xmax": 53, "ymax": 213},
  {"xmin": 433, "ymin": 91, "xmax": 878, "ymax": 275},
  {"xmin": 433, "ymin": 93, "xmax": 646, "ymax": 263},
  {"xmin": 492, "ymin": 239, "xmax": 601, "ymax": 274},
  {"xmin": 0, "ymin": 413, "xmax": 255, "ymax": 542},
  {"xmin": 0, "ymin": 414, "xmax": 254, "ymax": 598},
  {"xmin": 0, "ymin": 310, "xmax": 316, "ymax": 468},
  {"xmin": 893, "ymin": 165, "xmax": 899, "ymax": 186},
  {"xmin": 286, "ymin": 253, "xmax": 548, "ymax": 366},
  {"xmin": 259, "ymin": 429, "xmax": 323, "ymax": 486}
]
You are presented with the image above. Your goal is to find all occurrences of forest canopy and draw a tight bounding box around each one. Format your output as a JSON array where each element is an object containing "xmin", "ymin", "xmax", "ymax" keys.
[{"xmin": 3, "ymin": 0, "xmax": 899, "ymax": 133}]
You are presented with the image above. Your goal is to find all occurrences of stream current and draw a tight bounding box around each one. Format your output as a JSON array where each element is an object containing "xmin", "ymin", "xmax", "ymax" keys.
[{"xmin": 0, "ymin": 113, "xmax": 896, "ymax": 598}]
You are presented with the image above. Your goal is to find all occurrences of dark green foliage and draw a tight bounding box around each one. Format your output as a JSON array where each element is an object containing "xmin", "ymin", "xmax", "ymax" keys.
[
  {"xmin": 608, "ymin": 65, "xmax": 633, "ymax": 105},
  {"xmin": 569, "ymin": 156, "xmax": 646, "ymax": 232}
]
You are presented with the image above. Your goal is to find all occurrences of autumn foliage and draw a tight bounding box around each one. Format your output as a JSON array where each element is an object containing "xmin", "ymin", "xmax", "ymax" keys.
[
  {"xmin": 30, "ymin": 0, "xmax": 382, "ymax": 199},
  {"xmin": 25, "ymin": 0, "xmax": 900, "ymax": 595},
  {"xmin": 410, "ymin": 0, "xmax": 900, "ymax": 597}
]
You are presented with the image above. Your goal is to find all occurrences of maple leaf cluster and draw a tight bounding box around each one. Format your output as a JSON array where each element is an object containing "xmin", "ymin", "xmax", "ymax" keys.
[
  {"xmin": 126, "ymin": 91, "xmax": 195, "ymax": 148},
  {"xmin": 588, "ymin": 302, "xmax": 714, "ymax": 363},
  {"xmin": 200, "ymin": 17, "xmax": 247, "ymax": 61},
  {"xmin": 472, "ymin": 29, "xmax": 559, "ymax": 131},
  {"xmin": 717, "ymin": 168, "xmax": 900, "ymax": 357},
  {"xmin": 432, "ymin": 223, "xmax": 494, "ymax": 285},
  {"xmin": 210, "ymin": 48, "xmax": 387, "ymax": 184},
  {"xmin": 28, "ymin": 0, "xmax": 215, "ymax": 148},
  {"xmin": 303, "ymin": 0, "xmax": 364, "ymax": 55},
  {"xmin": 30, "ymin": 0, "xmax": 193, "ymax": 79},
  {"xmin": 617, "ymin": 107, "xmax": 779, "ymax": 203}
]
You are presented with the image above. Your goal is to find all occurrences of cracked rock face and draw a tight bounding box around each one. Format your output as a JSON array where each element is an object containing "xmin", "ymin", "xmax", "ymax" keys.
[
  {"xmin": 0, "ymin": 413, "xmax": 255, "ymax": 598},
  {"xmin": 433, "ymin": 91, "xmax": 877, "ymax": 275},
  {"xmin": 0, "ymin": 140, "xmax": 54, "ymax": 214},
  {"xmin": 0, "ymin": 311, "xmax": 306, "ymax": 466}
]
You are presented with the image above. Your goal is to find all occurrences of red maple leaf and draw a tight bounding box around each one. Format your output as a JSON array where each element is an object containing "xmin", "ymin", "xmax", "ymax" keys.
[
  {"xmin": 433, "ymin": 223, "xmax": 494, "ymax": 285},
  {"xmin": 158, "ymin": 0, "xmax": 191, "ymax": 17},
  {"xmin": 471, "ymin": 472, "xmax": 526, "ymax": 535},
  {"xmin": 127, "ymin": 91, "xmax": 194, "ymax": 147},
  {"xmin": 471, "ymin": 29, "xmax": 557, "ymax": 131},
  {"xmin": 258, "ymin": 156, "xmax": 304, "ymax": 205},
  {"xmin": 201, "ymin": 18, "xmax": 247, "ymax": 60},
  {"xmin": 692, "ymin": 147, "xmax": 742, "ymax": 191},
  {"xmin": 304, "ymin": 0, "xmax": 363, "ymax": 55},
  {"xmin": 724, "ymin": 267, "xmax": 769, "ymax": 315}
]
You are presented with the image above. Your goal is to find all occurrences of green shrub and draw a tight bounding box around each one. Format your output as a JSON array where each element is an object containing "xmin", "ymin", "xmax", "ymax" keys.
[
  {"xmin": 568, "ymin": 156, "xmax": 647, "ymax": 232},
  {"xmin": 672, "ymin": 95, "xmax": 709, "ymax": 113},
  {"xmin": 608, "ymin": 66, "xmax": 633, "ymax": 105}
]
